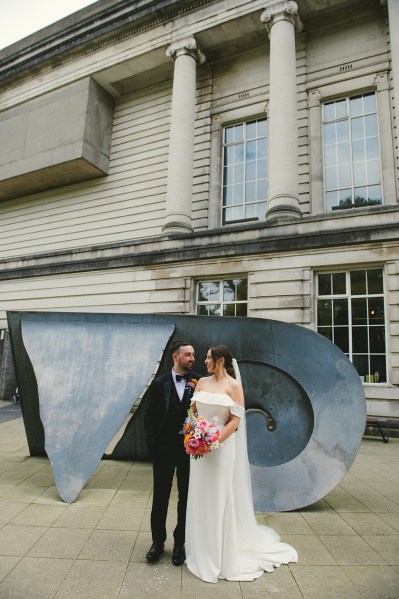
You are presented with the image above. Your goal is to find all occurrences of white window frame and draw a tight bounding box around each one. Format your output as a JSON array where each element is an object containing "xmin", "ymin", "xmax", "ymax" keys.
[
  {"xmin": 316, "ymin": 267, "xmax": 387, "ymax": 384},
  {"xmin": 196, "ymin": 277, "xmax": 248, "ymax": 317},
  {"xmin": 209, "ymin": 102, "xmax": 268, "ymax": 228},
  {"xmin": 308, "ymin": 72, "xmax": 396, "ymax": 215}
]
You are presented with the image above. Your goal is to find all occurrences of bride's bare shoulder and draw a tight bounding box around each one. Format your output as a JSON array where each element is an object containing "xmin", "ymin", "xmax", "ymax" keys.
[
  {"xmin": 195, "ymin": 376, "xmax": 213, "ymax": 390},
  {"xmin": 229, "ymin": 377, "xmax": 244, "ymax": 406}
]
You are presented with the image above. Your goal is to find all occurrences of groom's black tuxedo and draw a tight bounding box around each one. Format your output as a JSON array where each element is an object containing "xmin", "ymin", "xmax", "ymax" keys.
[{"xmin": 144, "ymin": 370, "xmax": 200, "ymax": 546}]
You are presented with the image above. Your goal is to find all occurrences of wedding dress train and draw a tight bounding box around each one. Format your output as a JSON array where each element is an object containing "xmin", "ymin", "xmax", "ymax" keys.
[{"xmin": 185, "ymin": 391, "xmax": 298, "ymax": 584}]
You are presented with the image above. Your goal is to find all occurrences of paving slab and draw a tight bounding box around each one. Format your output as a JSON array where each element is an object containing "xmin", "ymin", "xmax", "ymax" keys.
[{"xmin": 0, "ymin": 415, "xmax": 399, "ymax": 598}]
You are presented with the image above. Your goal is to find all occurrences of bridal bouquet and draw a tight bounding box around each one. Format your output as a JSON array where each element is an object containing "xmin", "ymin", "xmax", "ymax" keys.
[{"xmin": 181, "ymin": 408, "xmax": 222, "ymax": 459}]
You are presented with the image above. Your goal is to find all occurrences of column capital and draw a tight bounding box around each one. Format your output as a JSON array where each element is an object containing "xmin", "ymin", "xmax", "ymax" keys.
[
  {"xmin": 261, "ymin": 1, "xmax": 303, "ymax": 34},
  {"xmin": 166, "ymin": 36, "xmax": 206, "ymax": 64}
]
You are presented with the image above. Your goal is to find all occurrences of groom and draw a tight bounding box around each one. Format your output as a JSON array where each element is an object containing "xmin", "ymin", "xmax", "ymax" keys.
[{"xmin": 144, "ymin": 339, "xmax": 199, "ymax": 566}]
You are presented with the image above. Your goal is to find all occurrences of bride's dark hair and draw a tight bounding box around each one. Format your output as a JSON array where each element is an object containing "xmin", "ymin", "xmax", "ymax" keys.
[{"xmin": 209, "ymin": 345, "xmax": 236, "ymax": 379}]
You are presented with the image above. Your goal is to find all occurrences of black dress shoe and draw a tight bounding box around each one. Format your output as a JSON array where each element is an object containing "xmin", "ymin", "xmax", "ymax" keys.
[
  {"xmin": 146, "ymin": 542, "xmax": 164, "ymax": 563},
  {"xmin": 172, "ymin": 543, "xmax": 186, "ymax": 566}
]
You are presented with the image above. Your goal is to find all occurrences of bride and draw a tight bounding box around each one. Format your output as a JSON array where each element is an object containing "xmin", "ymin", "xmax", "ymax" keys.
[{"xmin": 185, "ymin": 344, "xmax": 298, "ymax": 583}]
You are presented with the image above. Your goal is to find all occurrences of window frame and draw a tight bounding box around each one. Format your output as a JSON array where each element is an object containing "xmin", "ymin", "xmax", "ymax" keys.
[
  {"xmin": 196, "ymin": 277, "xmax": 248, "ymax": 317},
  {"xmin": 321, "ymin": 92, "xmax": 383, "ymax": 212},
  {"xmin": 221, "ymin": 118, "xmax": 268, "ymax": 225},
  {"xmin": 316, "ymin": 267, "xmax": 388, "ymax": 384},
  {"xmin": 308, "ymin": 72, "xmax": 396, "ymax": 215},
  {"xmin": 208, "ymin": 102, "xmax": 268, "ymax": 229}
]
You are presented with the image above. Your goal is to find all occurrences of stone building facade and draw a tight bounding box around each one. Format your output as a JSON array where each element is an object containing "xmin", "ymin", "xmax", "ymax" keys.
[{"xmin": 0, "ymin": 0, "xmax": 398, "ymax": 418}]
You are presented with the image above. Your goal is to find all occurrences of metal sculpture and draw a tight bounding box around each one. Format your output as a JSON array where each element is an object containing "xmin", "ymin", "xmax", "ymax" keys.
[{"xmin": 7, "ymin": 311, "xmax": 366, "ymax": 510}]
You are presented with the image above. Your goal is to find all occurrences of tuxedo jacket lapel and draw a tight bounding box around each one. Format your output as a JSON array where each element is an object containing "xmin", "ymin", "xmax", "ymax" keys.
[{"xmin": 163, "ymin": 375, "xmax": 174, "ymax": 415}]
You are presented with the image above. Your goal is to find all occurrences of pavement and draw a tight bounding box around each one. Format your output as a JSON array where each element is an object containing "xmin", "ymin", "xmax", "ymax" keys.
[{"xmin": 0, "ymin": 407, "xmax": 398, "ymax": 599}]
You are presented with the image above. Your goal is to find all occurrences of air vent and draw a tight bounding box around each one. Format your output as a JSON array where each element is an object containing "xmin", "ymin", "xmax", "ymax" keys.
[
  {"xmin": 238, "ymin": 92, "xmax": 250, "ymax": 99},
  {"xmin": 340, "ymin": 63, "xmax": 353, "ymax": 72}
]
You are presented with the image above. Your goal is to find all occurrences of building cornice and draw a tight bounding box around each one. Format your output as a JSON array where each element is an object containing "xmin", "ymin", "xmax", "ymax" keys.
[
  {"xmin": 0, "ymin": 207, "xmax": 398, "ymax": 281},
  {"xmin": 0, "ymin": 0, "xmax": 214, "ymax": 90}
]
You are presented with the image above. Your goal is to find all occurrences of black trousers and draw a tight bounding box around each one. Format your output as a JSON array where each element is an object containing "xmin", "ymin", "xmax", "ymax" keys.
[{"xmin": 151, "ymin": 442, "xmax": 190, "ymax": 546}]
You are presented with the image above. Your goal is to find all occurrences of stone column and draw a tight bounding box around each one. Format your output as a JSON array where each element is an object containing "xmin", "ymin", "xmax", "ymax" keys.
[
  {"xmin": 261, "ymin": 1, "xmax": 303, "ymax": 222},
  {"xmin": 163, "ymin": 37, "xmax": 205, "ymax": 235}
]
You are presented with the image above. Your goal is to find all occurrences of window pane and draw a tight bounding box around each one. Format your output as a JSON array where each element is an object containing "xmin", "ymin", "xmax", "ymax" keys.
[
  {"xmin": 334, "ymin": 327, "xmax": 349, "ymax": 353},
  {"xmin": 367, "ymin": 159, "xmax": 380, "ymax": 184},
  {"xmin": 326, "ymin": 191, "xmax": 338, "ymax": 210},
  {"xmin": 224, "ymin": 165, "xmax": 233, "ymax": 186},
  {"xmin": 236, "ymin": 278, "xmax": 248, "ymax": 301},
  {"xmin": 364, "ymin": 114, "xmax": 378, "ymax": 137},
  {"xmin": 337, "ymin": 142, "xmax": 350, "ymax": 164},
  {"xmin": 257, "ymin": 179, "xmax": 267, "ymax": 199},
  {"xmin": 257, "ymin": 139, "xmax": 266, "ymax": 159},
  {"xmin": 325, "ymin": 144, "xmax": 337, "ymax": 167},
  {"xmin": 223, "ymin": 185, "xmax": 234, "ymax": 207},
  {"xmin": 233, "ymin": 184, "xmax": 244, "ymax": 203},
  {"xmin": 351, "ymin": 117, "xmax": 364, "ymax": 140},
  {"xmin": 234, "ymin": 144, "xmax": 244, "ymax": 163},
  {"xmin": 223, "ymin": 303, "xmax": 236, "ymax": 316},
  {"xmin": 350, "ymin": 95, "xmax": 363, "ymax": 117},
  {"xmin": 352, "ymin": 326, "xmax": 368, "ymax": 353},
  {"xmin": 245, "ymin": 203, "xmax": 257, "ymax": 218},
  {"xmin": 223, "ymin": 280, "xmax": 236, "ymax": 302},
  {"xmin": 246, "ymin": 161, "xmax": 256, "ymax": 181},
  {"xmin": 224, "ymin": 206, "xmax": 243, "ymax": 222},
  {"xmin": 246, "ymin": 181, "xmax": 256, "ymax": 202},
  {"xmin": 352, "ymin": 354, "xmax": 369, "ymax": 378},
  {"xmin": 318, "ymin": 274, "xmax": 331, "ymax": 295},
  {"xmin": 246, "ymin": 140, "xmax": 256, "ymax": 161},
  {"xmin": 363, "ymin": 93, "xmax": 376, "ymax": 113},
  {"xmin": 332, "ymin": 272, "xmax": 346, "ymax": 294},
  {"xmin": 234, "ymin": 162, "xmax": 244, "ymax": 184},
  {"xmin": 197, "ymin": 305, "xmax": 208, "ymax": 315},
  {"xmin": 338, "ymin": 164, "xmax": 351, "ymax": 187},
  {"xmin": 246, "ymin": 121, "xmax": 257, "ymax": 140},
  {"xmin": 369, "ymin": 297, "xmax": 384, "ymax": 324},
  {"xmin": 367, "ymin": 185, "xmax": 382, "ymax": 204},
  {"xmin": 351, "ymin": 270, "xmax": 366, "ymax": 295},
  {"xmin": 351, "ymin": 297, "xmax": 367, "ymax": 325},
  {"xmin": 366, "ymin": 137, "xmax": 379, "ymax": 160},
  {"xmin": 324, "ymin": 123, "xmax": 336, "ymax": 145},
  {"xmin": 367, "ymin": 269, "xmax": 383, "ymax": 294},
  {"xmin": 369, "ymin": 355, "xmax": 386, "ymax": 383},
  {"xmin": 257, "ymin": 119, "xmax": 267, "ymax": 137},
  {"xmin": 318, "ymin": 327, "xmax": 333, "ymax": 341},
  {"xmin": 353, "ymin": 162, "xmax": 366, "ymax": 186},
  {"xmin": 317, "ymin": 300, "xmax": 332, "ymax": 325},
  {"xmin": 224, "ymin": 146, "xmax": 234, "ymax": 165},
  {"xmin": 257, "ymin": 159, "xmax": 266, "ymax": 180},
  {"xmin": 255, "ymin": 201, "xmax": 267, "ymax": 219},
  {"xmin": 198, "ymin": 281, "xmax": 220, "ymax": 302},
  {"xmin": 224, "ymin": 126, "xmax": 235, "ymax": 144},
  {"xmin": 325, "ymin": 166, "xmax": 338, "ymax": 189},
  {"xmin": 333, "ymin": 299, "xmax": 348, "ymax": 325},
  {"xmin": 354, "ymin": 188, "xmax": 367, "ymax": 205},
  {"xmin": 352, "ymin": 139, "xmax": 365, "ymax": 162},
  {"xmin": 339, "ymin": 189, "xmax": 352, "ymax": 205},
  {"xmin": 323, "ymin": 102, "xmax": 335, "ymax": 121},
  {"xmin": 236, "ymin": 303, "xmax": 248, "ymax": 316},
  {"xmin": 369, "ymin": 327, "xmax": 385, "ymax": 353},
  {"xmin": 337, "ymin": 120, "xmax": 349, "ymax": 142}
]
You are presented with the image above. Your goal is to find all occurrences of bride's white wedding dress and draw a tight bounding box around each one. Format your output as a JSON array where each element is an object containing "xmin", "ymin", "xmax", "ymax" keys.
[{"xmin": 185, "ymin": 390, "xmax": 298, "ymax": 584}]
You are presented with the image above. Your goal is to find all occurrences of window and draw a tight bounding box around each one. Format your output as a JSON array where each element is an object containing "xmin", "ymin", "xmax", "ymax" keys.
[
  {"xmin": 322, "ymin": 92, "xmax": 382, "ymax": 211},
  {"xmin": 317, "ymin": 268, "xmax": 386, "ymax": 383},
  {"xmin": 196, "ymin": 278, "xmax": 248, "ymax": 316},
  {"xmin": 222, "ymin": 119, "xmax": 268, "ymax": 224}
]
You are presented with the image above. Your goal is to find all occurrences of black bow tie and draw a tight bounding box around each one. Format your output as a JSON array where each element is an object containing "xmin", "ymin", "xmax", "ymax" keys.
[{"xmin": 175, "ymin": 373, "xmax": 188, "ymax": 382}]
